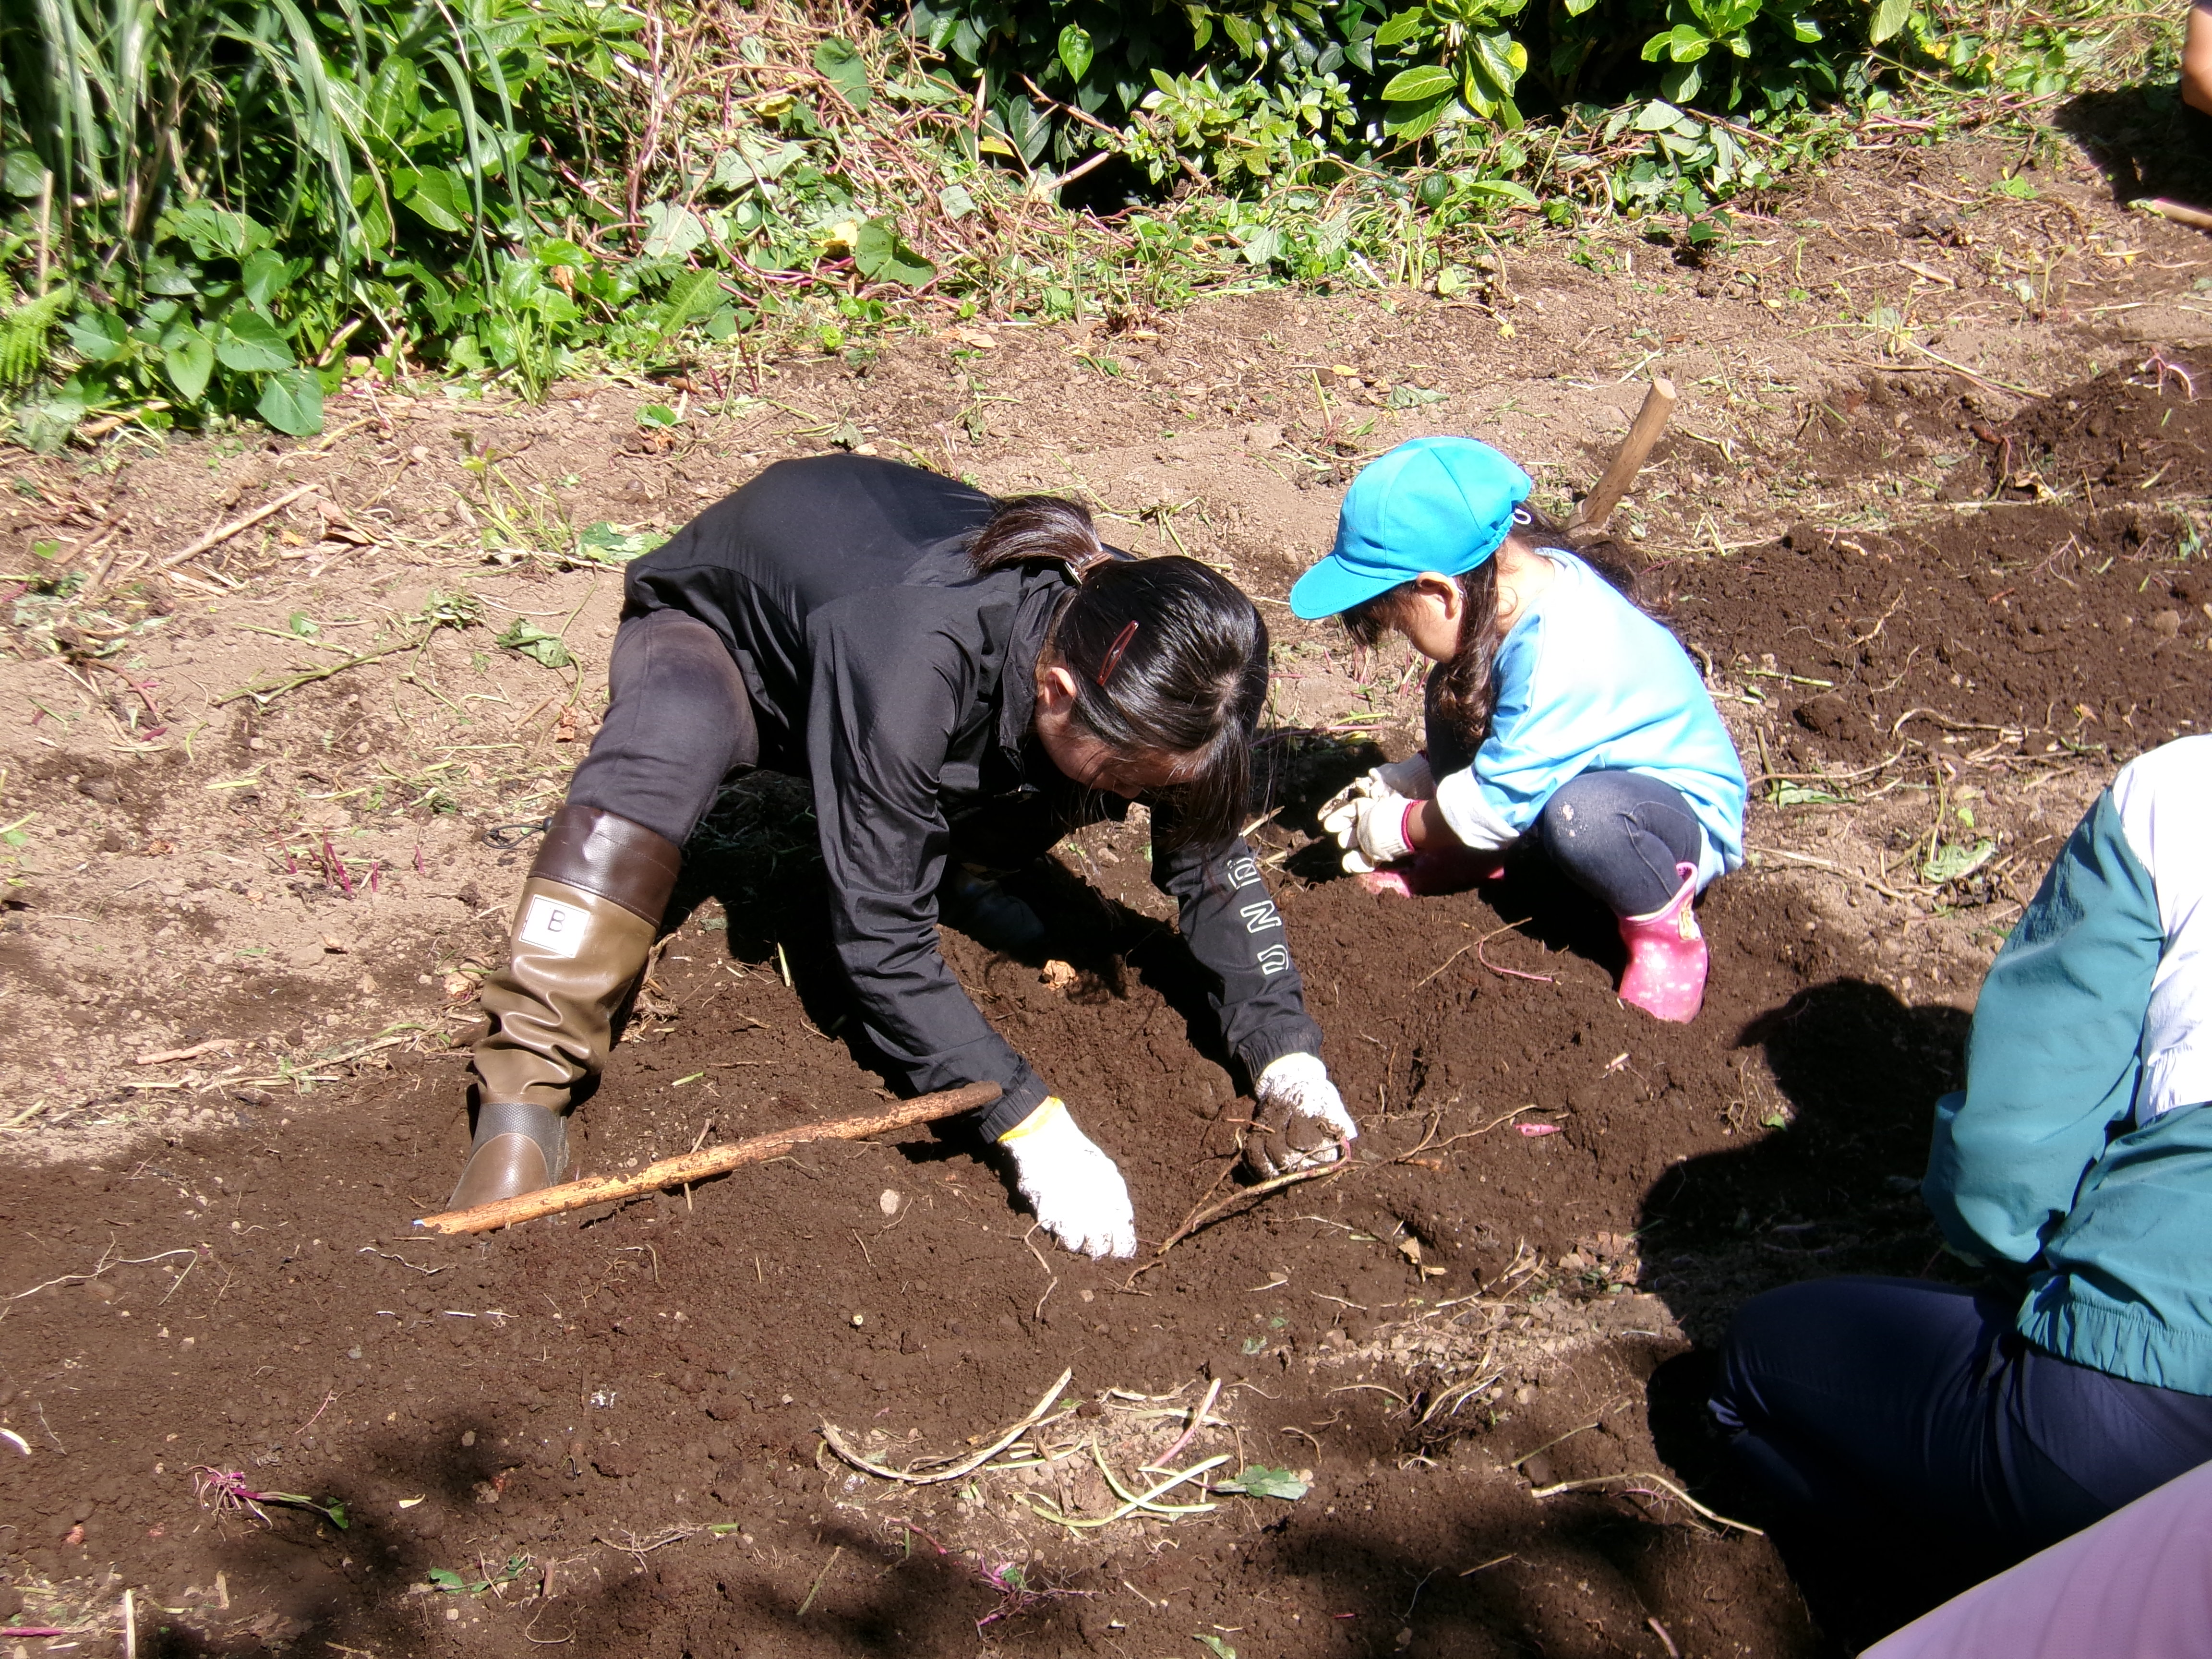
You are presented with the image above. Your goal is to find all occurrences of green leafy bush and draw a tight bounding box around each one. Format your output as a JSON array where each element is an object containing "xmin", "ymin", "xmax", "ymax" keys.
[
  {"xmin": 0, "ymin": 0, "xmax": 646, "ymax": 442},
  {"xmin": 908, "ymin": 0, "xmax": 2035, "ymax": 192},
  {"xmin": 0, "ymin": 0, "xmax": 2163, "ymax": 448}
]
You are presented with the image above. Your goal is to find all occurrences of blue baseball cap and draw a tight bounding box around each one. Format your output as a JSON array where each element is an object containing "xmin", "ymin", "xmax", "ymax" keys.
[{"xmin": 1289, "ymin": 437, "xmax": 1533, "ymax": 619}]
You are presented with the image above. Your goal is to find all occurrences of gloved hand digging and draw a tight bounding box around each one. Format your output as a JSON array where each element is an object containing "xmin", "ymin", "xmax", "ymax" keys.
[
  {"xmin": 1319, "ymin": 789, "xmax": 1418, "ymax": 874},
  {"xmin": 1244, "ymin": 1051, "xmax": 1359, "ymax": 1179},
  {"xmin": 997, "ymin": 1097, "xmax": 1138, "ymax": 1258},
  {"xmin": 1314, "ymin": 754, "xmax": 1435, "ymax": 826}
]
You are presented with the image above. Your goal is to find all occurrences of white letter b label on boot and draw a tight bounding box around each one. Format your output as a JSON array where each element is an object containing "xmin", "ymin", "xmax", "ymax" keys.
[{"xmin": 518, "ymin": 894, "xmax": 587, "ymax": 958}]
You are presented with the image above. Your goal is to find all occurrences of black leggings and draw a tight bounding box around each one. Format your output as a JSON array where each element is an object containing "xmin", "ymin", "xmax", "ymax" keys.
[
  {"xmin": 1536, "ymin": 769, "xmax": 1703, "ymax": 916},
  {"xmin": 567, "ymin": 608, "xmax": 1094, "ymax": 867},
  {"xmin": 568, "ymin": 610, "xmax": 759, "ymax": 846}
]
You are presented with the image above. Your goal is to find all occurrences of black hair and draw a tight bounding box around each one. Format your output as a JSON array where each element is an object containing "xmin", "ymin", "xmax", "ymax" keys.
[
  {"xmin": 970, "ymin": 494, "xmax": 1268, "ymax": 848},
  {"xmin": 1340, "ymin": 503, "xmax": 1640, "ymax": 752}
]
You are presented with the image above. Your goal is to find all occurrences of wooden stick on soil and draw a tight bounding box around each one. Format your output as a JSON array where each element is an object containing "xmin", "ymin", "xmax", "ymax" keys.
[
  {"xmin": 413, "ymin": 1080, "xmax": 1001, "ymax": 1235},
  {"xmin": 1569, "ymin": 376, "xmax": 1677, "ymax": 539},
  {"xmin": 158, "ymin": 483, "xmax": 320, "ymax": 570},
  {"xmin": 2142, "ymin": 197, "xmax": 2212, "ymax": 233}
]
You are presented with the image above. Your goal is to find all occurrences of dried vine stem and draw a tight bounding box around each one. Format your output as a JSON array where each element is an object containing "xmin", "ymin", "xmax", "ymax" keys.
[{"xmin": 821, "ymin": 1367, "xmax": 1072, "ymax": 1484}]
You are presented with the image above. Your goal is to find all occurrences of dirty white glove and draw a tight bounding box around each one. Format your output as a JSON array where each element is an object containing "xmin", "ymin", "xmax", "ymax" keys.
[
  {"xmin": 1246, "ymin": 1052, "xmax": 1358, "ymax": 1179},
  {"xmin": 998, "ymin": 1098, "xmax": 1137, "ymax": 1259},
  {"xmin": 1373, "ymin": 753, "xmax": 1435, "ymax": 799},
  {"xmin": 1314, "ymin": 754, "xmax": 1436, "ymax": 824},
  {"xmin": 1319, "ymin": 790, "xmax": 1417, "ymax": 874}
]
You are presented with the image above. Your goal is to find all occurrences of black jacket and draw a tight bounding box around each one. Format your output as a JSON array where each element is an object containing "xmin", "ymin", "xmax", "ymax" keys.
[{"xmin": 622, "ymin": 455, "xmax": 1321, "ymax": 1135}]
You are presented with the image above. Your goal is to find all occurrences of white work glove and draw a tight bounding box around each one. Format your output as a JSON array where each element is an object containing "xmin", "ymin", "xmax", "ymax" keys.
[
  {"xmin": 1245, "ymin": 1052, "xmax": 1359, "ymax": 1179},
  {"xmin": 998, "ymin": 1097, "xmax": 1137, "ymax": 1259},
  {"xmin": 1315, "ymin": 753, "xmax": 1436, "ymax": 824},
  {"xmin": 1319, "ymin": 790, "xmax": 1417, "ymax": 874}
]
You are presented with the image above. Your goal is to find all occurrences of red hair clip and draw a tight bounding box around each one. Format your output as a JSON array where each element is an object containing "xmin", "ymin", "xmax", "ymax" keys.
[{"xmin": 1096, "ymin": 620, "xmax": 1139, "ymax": 687}]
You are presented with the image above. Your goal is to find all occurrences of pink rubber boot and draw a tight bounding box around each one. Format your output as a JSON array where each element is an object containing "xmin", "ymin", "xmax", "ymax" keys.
[{"xmin": 1617, "ymin": 862, "xmax": 1707, "ymax": 1022}]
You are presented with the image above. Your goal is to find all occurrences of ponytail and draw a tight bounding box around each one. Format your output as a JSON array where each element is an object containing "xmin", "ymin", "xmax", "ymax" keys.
[
  {"xmin": 967, "ymin": 494, "xmax": 1268, "ymax": 849},
  {"xmin": 967, "ymin": 494, "xmax": 1107, "ymax": 576}
]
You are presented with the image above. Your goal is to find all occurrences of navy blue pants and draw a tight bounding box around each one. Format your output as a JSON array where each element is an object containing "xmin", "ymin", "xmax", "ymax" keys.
[
  {"xmin": 1712, "ymin": 1277, "xmax": 2212, "ymax": 1559},
  {"xmin": 1536, "ymin": 770, "xmax": 1702, "ymax": 916}
]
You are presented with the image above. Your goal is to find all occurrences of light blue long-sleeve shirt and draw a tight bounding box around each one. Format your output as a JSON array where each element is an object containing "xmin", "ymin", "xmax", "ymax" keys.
[{"xmin": 1431, "ymin": 552, "xmax": 1746, "ymax": 886}]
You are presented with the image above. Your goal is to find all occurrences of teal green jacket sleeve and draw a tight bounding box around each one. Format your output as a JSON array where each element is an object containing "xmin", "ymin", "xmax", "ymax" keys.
[{"xmin": 1923, "ymin": 790, "xmax": 2166, "ymax": 1265}]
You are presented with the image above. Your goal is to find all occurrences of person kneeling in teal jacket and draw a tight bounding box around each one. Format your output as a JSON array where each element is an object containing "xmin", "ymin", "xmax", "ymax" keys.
[{"xmin": 1712, "ymin": 734, "xmax": 2212, "ymax": 1565}]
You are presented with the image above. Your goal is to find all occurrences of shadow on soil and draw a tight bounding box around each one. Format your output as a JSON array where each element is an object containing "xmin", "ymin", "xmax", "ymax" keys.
[
  {"xmin": 1634, "ymin": 975, "xmax": 1979, "ymax": 1648},
  {"xmin": 2058, "ymin": 83, "xmax": 2212, "ymax": 211}
]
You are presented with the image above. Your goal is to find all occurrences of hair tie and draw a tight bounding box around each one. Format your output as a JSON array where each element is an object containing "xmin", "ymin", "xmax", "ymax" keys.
[
  {"xmin": 1095, "ymin": 620, "xmax": 1139, "ymax": 688},
  {"xmin": 1511, "ymin": 506, "xmax": 1533, "ymax": 526}
]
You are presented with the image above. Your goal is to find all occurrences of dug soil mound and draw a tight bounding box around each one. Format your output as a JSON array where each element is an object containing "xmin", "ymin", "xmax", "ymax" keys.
[{"xmin": 1669, "ymin": 363, "xmax": 2212, "ymax": 773}]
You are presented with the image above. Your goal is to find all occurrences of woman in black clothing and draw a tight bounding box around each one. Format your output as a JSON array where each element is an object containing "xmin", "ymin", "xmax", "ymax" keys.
[{"xmin": 447, "ymin": 455, "xmax": 1353, "ymax": 1257}]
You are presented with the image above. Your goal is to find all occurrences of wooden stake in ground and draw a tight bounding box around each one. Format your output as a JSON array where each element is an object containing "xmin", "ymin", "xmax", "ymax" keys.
[
  {"xmin": 413, "ymin": 1080, "xmax": 1001, "ymax": 1235},
  {"xmin": 1568, "ymin": 375, "xmax": 1677, "ymax": 540}
]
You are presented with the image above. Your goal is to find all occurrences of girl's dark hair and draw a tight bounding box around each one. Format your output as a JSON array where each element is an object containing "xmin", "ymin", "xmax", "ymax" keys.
[
  {"xmin": 970, "ymin": 494, "xmax": 1268, "ymax": 848},
  {"xmin": 1340, "ymin": 503, "xmax": 1641, "ymax": 752}
]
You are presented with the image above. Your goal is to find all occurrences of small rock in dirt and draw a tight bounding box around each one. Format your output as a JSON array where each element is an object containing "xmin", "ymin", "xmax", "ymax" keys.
[
  {"xmin": 591, "ymin": 1446, "xmax": 641, "ymax": 1479},
  {"xmin": 460, "ymin": 1430, "xmax": 476, "ymax": 1447},
  {"xmin": 321, "ymin": 935, "xmax": 348, "ymax": 953},
  {"xmin": 1793, "ymin": 694, "xmax": 1853, "ymax": 738},
  {"xmin": 878, "ymin": 1189, "xmax": 901, "ymax": 1215},
  {"xmin": 75, "ymin": 777, "xmax": 119, "ymax": 803},
  {"xmin": 2150, "ymin": 609, "xmax": 2183, "ymax": 637},
  {"xmin": 1520, "ymin": 1452, "xmax": 1554, "ymax": 1486},
  {"xmin": 1515, "ymin": 1384, "xmax": 1538, "ymax": 1405}
]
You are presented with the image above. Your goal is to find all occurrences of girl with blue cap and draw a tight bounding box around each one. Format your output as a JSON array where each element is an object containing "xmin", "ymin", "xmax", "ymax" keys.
[{"xmin": 1293, "ymin": 436, "xmax": 1746, "ymax": 1022}]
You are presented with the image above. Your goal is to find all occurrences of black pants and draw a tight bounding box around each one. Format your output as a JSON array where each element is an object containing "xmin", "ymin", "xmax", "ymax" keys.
[{"xmin": 1712, "ymin": 1276, "xmax": 2212, "ymax": 1560}]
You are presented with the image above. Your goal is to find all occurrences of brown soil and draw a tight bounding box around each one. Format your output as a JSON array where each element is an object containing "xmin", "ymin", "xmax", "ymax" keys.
[{"xmin": 2, "ymin": 124, "xmax": 2210, "ymax": 1657}]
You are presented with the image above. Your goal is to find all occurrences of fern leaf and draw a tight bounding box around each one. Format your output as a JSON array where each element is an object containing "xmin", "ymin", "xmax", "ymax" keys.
[{"xmin": 0, "ymin": 285, "xmax": 73, "ymax": 391}]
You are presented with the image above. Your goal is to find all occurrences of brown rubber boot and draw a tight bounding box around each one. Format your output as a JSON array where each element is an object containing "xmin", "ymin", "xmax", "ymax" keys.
[{"xmin": 447, "ymin": 805, "xmax": 682, "ymax": 1210}]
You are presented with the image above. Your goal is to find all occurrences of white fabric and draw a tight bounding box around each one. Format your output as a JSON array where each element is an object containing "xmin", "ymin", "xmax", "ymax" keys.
[
  {"xmin": 1432, "ymin": 769, "xmax": 1521, "ymax": 854},
  {"xmin": 1319, "ymin": 791, "xmax": 1415, "ymax": 873},
  {"xmin": 1256, "ymin": 1051, "xmax": 1358, "ymax": 1147},
  {"xmin": 998, "ymin": 1101, "xmax": 1136, "ymax": 1259},
  {"xmin": 1864, "ymin": 1459, "xmax": 2212, "ymax": 1659},
  {"xmin": 2113, "ymin": 735, "xmax": 2212, "ymax": 1122},
  {"xmin": 1374, "ymin": 753, "xmax": 1436, "ymax": 799}
]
